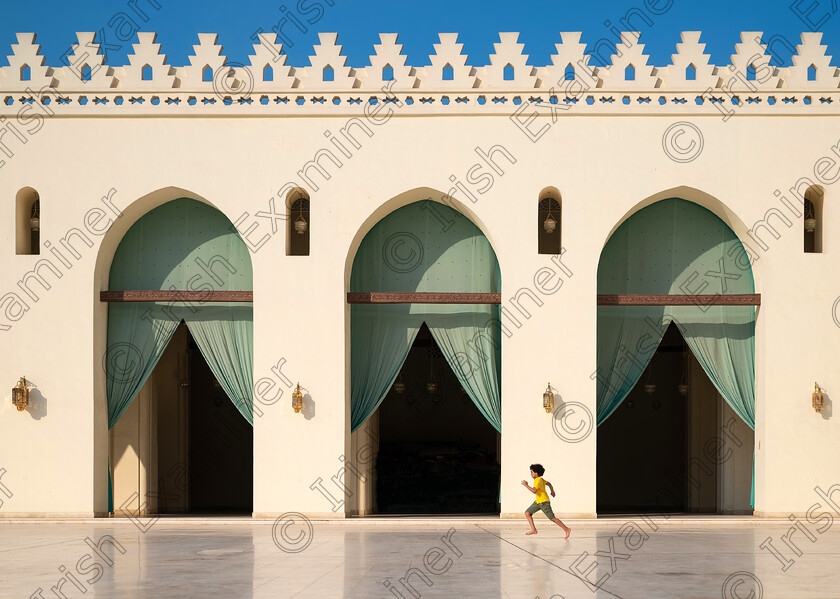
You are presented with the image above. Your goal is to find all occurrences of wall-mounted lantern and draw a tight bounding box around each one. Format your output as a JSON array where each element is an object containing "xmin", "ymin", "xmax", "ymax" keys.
[
  {"xmin": 292, "ymin": 383, "xmax": 303, "ymax": 413},
  {"xmin": 812, "ymin": 382, "xmax": 824, "ymax": 413},
  {"xmin": 543, "ymin": 383, "xmax": 555, "ymax": 413},
  {"xmin": 12, "ymin": 377, "xmax": 29, "ymax": 411}
]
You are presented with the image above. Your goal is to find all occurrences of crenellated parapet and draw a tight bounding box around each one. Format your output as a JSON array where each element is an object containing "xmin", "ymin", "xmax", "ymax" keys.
[{"xmin": 0, "ymin": 31, "xmax": 837, "ymax": 116}]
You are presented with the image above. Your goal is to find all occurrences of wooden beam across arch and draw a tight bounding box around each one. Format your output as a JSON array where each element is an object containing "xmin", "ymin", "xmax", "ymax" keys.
[
  {"xmin": 98, "ymin": 291, "xmax": 761, "ymax": 306},
  {"xmin": 345, "ymin": 292, "xmax": 761, "ymax": 305},
  {"xmin": 100, "ymin": 291, "xmax": 253, "ymax": 302}
]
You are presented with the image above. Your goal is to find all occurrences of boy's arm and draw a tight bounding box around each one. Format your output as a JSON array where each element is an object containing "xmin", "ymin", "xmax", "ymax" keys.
[
  {"xmin": 520, "ymin": 480, "xmax": 536, "ymax": 493},
  {"xmin": 545, "ymin": 480, "xmax": 556, "ymax": 497}
]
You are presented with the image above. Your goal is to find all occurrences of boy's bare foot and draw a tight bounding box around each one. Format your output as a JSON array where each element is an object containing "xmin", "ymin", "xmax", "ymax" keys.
[
  {"xmin": 525, "ymin": 530, "xmax": 538, "ymax": 535},
  {"xmin": 564, "ymin": 527, "xmax": 571, "ymax": 539}
]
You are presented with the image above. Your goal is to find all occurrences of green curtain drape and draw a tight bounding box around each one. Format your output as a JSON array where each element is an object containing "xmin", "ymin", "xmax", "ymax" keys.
[
  {"xmin": 597, "ymin": 198, "xmax": 757, "ymax": 506},
  {"xmin": 186, "ymin": 305, "xmax": 255, "ymax": 425},
  {"xmin": 105, "ymin": 198, "xmax": 254, "ymax": 511},
  {"xmin": 106, "ymin": 302, "xmax": 181, "ymax": 429},
  {"xmin": 594, "ymin": 306, "xmax": 669, "ymax": 425},
  {"xmin": 427, "ymin": 305, "xmax": 502, "ymax": 433},
  {"xmin": 350, "ymin": 305, "xmax": 423, "ymax": 432},
  {"xmin": 349, "ymin": 200, "xmax": 502, "ymax": 432}
]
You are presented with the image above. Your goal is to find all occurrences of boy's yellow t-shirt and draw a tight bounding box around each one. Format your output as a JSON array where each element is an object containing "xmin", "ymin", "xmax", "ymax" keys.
[{"xmin": 534, "ymin": 477, "xmax": 550, "ymax": 503}]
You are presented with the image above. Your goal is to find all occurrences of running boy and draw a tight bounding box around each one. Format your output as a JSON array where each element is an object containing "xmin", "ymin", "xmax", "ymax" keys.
[{"xmin": 521, "ymin": 463, "xmax": 571, "ymax": 538}]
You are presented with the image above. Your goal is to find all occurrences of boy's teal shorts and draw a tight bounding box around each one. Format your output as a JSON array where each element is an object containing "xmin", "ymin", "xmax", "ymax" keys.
[{"xmin": 525, "ymin": 501, "xmax": 555, "ymax": 519}]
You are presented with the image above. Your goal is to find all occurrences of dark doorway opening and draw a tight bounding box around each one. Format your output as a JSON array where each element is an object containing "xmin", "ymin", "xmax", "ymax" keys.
[
  {"xmin": 156, "ymin": 323, "xmax": 253, "ymax": 514},
  {"xmin": 375, "ymin": 323, "xmax": 500, "ymax": 514},
  {"xmin": 597, "ymin": 322, "xmax": 692, "ymax": 514}
]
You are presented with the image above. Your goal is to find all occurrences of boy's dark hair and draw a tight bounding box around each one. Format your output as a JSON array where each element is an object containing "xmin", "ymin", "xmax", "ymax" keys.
[{"xmin": 530, "ymin": 463, "xmax": 545, "ymax": 476}]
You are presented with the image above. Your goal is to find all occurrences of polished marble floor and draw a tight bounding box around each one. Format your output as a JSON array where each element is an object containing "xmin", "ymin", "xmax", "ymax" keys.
[{"xmin": 1, "ymin": 518, "xmax": 838, "ymax": 598}]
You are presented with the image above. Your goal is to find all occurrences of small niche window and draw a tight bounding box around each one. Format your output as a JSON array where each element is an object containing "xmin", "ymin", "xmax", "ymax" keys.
[
  {"xmin": 20, "ymin": 64, "xmax": 31, "ymax": 81},
  {"xmin": 141, "ymin": 64, "xmax": 152, "ymax": 80},
  {"xmin": 804, "ymin": 186, "xmax": 824, "ymax": 254},
  {"xmin": 625, "ymin": 65, "xmax": 635, "ymax": 81},
  {"xmin": 202, "ymin": 65, "xmax": 213, "ymax": 82},
  {"xmin": 382, "ymin": 64, "xmax": 394, "ymax": 81},
  {"xmin": 287, "ymin": 190, "xmax": 310, "ymax": 256},
  {"xmin": 538, "ymin": 188, "xmax": 562, "ymax": 255},
  {"xmin": 565, "ymin": 64, "xmax": 575, "ymax": 81},
  {"xmin": 81, "ymin": 64, "xmax": 92, "ymax": 82},
  {"xmin": 263, "ymin": 64, "xmax": 273, "ymax": 82},
  {"xmin": 503, "ymin": 64, "xmax": 514, "ymax": 81},
  {"xmin": 442, "ymin": 64, "xmax": 454, "ymax": 81},
  {"xmin": 746, "ymin": 64, "xmax": 756, "ymax": 81},
  {"xmin": 323, "ymin": 65, "xmax": 334, "ymax": 82},
  {"xmin": 15, "ymin": 187, "xmax": 40, "ymax": 255},
  {"xmin": 808, "ymin": 64, "xmax": 817, "ymax": 81},
  {"xmin": 686, "ymin": 64, "xmax": 696, "ymax": 80}
]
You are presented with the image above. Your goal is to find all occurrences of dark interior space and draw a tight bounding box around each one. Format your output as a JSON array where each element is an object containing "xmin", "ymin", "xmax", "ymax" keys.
[
  {"xmin": 597, "ymin": 322, "xmax": 691, "ymax": 514},
  {"xmin": 376, "ymin": 323, "xmax": 500, "ymax": 514},
  {"xmin": 158, "ymin": 326, "xmax": 253, "ymax": 514}
]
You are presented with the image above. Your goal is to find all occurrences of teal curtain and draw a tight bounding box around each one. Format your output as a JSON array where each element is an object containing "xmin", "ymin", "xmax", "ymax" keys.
[
  {"xmin": 105, "ymin": 198, "xmax": 254, "ymax": 511},
  {"xmin": 594, "ymin": 306, "xmax": 669, "ymax": 424},
  {"xmin": 106, "ymin": 302, "xmax": 181, "ymax": 429},
  {"xmin": 186, "ymin": 305, "xmax": 254, "ymax": 425},
  {"xmin": 597, "ymin": 199, "xmax": 757, "ymax": 506},
  {"xmin": 349, "ymin": 200, "xmax": 501, "ymax": 432},
  {"xmin": 350, "ymin": 305, "xmax": 423, "ymax": 432},
  {"xmin": 671, "ymin": 305, "xmax": 756, "ymax": 505},
  {"xmin": 427, "ymin": 305, "xmax": 502, "ymax": 433}
]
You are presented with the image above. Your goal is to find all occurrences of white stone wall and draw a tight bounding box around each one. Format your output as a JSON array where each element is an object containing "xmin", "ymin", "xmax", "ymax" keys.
[{"xmin": 0, "ymin": 31, "xmax": 838, "ymax": 518}]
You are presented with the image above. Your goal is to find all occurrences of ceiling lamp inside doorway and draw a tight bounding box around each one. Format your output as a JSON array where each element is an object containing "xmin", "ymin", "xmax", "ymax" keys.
[
  {"xmin": 644, "ymin": 362, "xmax": 656, "ymax": 395},
  {"xmin": 393, "ymin": 373, "xmax": 406, "ymax": 394},
  {"xmin": 678, "ymin": 343, "xmax": 689, "ymax": 396},
  {"xmin": 426, "ymin": 348, "xmax": 437, "ymax": 395}
]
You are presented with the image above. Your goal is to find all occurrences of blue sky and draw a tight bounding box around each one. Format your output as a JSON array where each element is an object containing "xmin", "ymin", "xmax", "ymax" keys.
[{"xmin": 1, "ymin": 0, "xmax": 838, "ymax": 69}]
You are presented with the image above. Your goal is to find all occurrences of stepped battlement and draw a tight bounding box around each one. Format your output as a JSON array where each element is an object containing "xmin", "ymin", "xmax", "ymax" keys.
[{"xmin": 0, "ymin": 31, "xmax": 837, "ymax": 115}]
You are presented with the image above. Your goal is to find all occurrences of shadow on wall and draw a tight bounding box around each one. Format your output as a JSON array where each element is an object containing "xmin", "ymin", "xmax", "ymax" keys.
[
  {"xmin": 26, "ymin": 381, "xmax": 47, "ymax": 421},
  {"xmin": 302, "ymin": 392, "xmax": 315, "ymax": 421},
  {"xmin": 820, "ymin": 391, "xmax": 832, "ymax": 421}
]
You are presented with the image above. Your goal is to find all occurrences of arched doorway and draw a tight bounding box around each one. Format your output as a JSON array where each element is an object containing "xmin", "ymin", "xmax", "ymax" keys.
[
  {"xmin": 596, "ymin": 198, "xmax": 756, "ymax": 514},
  {"xmin": 347, "ymin": 200, "xmax": 502, "ymax": 515},
  {"xmin": 104, "ymin": 198, "xmax": 254, "ymax": 515}
]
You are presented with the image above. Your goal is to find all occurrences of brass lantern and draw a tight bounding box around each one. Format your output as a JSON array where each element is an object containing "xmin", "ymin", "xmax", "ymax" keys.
[
  {"xmin": 543, "ymin": 213, "xmax": 557, "ymax": 234},
  {"xmin": 543, "ymin": 383, "xmax": 555, "ymax": 413},
  {"xmin": 12, "ymin": 377, "xmax": 29, "ymax": 411},
  {"xmin": 805, "ymin": 201, "xmax": 817, "ymax": 233},
  {"xmin": 393, "ymin": 372, "xmax": 406, "ymax": 394},
  {"xmin": 644, "ymin": 362, "xmax": 656, "ymax": 395},
  {"xmin": 29, "ymin": 201, "xmax": 40, "ymax": 232},
  {"xmin": 812, "ymin": 382, "xmax": 824, "ymax": 413},
  {"xmin": 294, "ymin": 198, "xmax": 308, "ymax": 234},
  {"xmin": 292, "ymin": 383, "xmax": 303, "ymax": 413}
]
